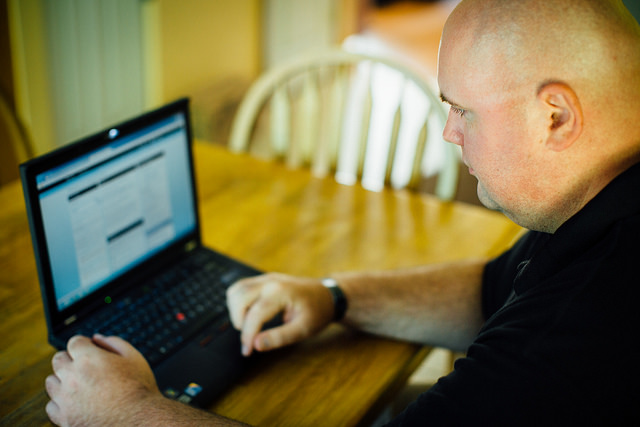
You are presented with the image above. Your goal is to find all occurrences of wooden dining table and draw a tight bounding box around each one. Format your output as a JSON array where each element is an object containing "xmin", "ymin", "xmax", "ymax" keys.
[{"xmin": 0, "ymin": 142, "xmax": 523, "ymax": 426}]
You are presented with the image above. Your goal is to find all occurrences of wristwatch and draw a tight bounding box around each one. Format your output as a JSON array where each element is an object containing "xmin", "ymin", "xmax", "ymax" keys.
[{"xmin": 321, "ymin": 277, "xmax": 348, "ymax": 322}]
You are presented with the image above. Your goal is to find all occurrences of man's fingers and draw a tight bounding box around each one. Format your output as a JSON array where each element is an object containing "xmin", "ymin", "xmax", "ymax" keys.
[
  {"xmin": 51, "ymin": 351, "xmax": 72, "ymax": 378},
  {"xmin": 91, "ymin": 334, "xmax": 122, "ymax": 354},
  {"xmin": 45, "ymin": 374, "xmax": 61, "ymax": 398},
  {"xmin": 45, "ymin": 374, "xmax": 65, "ymax": 426},
  {"xmin": 45, "ymin": 399, "xmax": 62, "ymax": 427},
  {"xmin": 65, "ymin": 335, "xmax": 96, "ymax": 359},
  {"xmin": 241, "ymin": 296, "xmax": 285, "ymax": 356},
  {"xmin": 92, "ymin": 334, "xmax": 139, "ymax": 358},
  {"xmin": 252, "ymin": 319, "xmax": 309, "ymax": 352},
  {"xmin": 227, "ymin": 277, "xmax": 263, "ymax": 330}
]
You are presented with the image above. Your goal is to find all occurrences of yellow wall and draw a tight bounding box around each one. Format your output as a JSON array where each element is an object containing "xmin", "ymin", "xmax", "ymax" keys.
[
  {"xmin": 8, "ymin": 0, "xmax": 355, "ymax": 150},
  {"xmin": 151, "ymin": 0, "xmax": 261, "ymax": 103},
  {"xmin": 8, "ymin": 0, "xmax": 55, "ymax": 154},
  {"xmin": 8, "ymin": 0, "xmax": 262, "ymax": 152},
  {"xmin": 140, "ymin": 0, "xmax": 262, "ymax": 144}
]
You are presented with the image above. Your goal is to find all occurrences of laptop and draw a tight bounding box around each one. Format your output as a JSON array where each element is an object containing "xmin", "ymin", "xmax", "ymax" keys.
[{"xmin": 20, "ymin": 98, "xmax": 269, "ymax": 407}]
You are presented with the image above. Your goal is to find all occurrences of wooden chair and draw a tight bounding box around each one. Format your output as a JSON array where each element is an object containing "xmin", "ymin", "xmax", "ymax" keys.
[{"xmin": 229, "ymin": 49, "xmax": 459, "ymax": 199}]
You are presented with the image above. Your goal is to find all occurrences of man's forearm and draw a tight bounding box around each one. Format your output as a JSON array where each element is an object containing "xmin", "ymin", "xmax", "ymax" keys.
[
  {"xmin": 129, "ymin": 395, "xmax": 251, "ymax": 427},
  {"xmin": 333, "ymin": 258, "xmax": 489, "ymax": 352}
]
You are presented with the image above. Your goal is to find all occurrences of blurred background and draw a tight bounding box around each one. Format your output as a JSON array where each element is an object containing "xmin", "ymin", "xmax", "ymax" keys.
[
  {"xmin": 0, "ymin": 0, "xmax": 458, "ymax": 185},
  {"xmin": 1, "ymin": 0, "xmax": 639, "ymax": 190}
]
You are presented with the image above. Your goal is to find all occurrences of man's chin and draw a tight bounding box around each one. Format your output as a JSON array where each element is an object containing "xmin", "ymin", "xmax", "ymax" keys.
[{"xmin": 477, "ymin": 186, "xmax": 501, "ymax": 212}]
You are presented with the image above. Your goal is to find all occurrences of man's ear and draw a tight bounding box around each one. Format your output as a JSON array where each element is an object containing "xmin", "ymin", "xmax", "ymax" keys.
[{"xmin": 537, "ymin": 82, "xmax": 584, "ymax": 151}]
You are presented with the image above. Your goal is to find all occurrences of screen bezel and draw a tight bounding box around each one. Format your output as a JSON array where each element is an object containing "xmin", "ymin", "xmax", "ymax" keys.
[{"xmin": 20, "ymin": 98, "xmax": 201, "ymax": 335}]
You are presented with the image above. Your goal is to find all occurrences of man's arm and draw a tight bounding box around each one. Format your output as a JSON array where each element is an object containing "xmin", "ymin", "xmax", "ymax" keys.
[
  {"xmin": 335, "ymin": 257, "xmax": 488, "ymax": 352},
  {"xmin": 45, "ymin": 335, "xmax": 249, "ymax": 427},
  {"xmin": 228, "ymin": 257, "xmax": 489, "ymax": 355}
]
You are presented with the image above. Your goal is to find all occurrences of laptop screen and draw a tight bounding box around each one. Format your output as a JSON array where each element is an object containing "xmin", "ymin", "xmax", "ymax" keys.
[{"xmin": 33, "ymin": 107, "xmax": 196, "ymax": 311}]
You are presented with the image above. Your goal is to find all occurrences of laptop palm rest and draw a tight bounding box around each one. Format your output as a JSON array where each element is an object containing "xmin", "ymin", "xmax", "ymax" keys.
[{"xmin": 154, "ymin": 320, "xmax": 248, "ymax": 407}]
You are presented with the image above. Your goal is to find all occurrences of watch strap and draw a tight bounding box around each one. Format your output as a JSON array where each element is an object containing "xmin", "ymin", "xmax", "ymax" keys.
[{"xmin": 322, "ymin": 277, "xmax": 348, "ymax": 322}]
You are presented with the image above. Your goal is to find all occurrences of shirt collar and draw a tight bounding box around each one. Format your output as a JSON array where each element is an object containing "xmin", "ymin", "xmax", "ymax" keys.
[{"xmin": 514, "ymin": 161, "xmax": 640, "ymax": 291}]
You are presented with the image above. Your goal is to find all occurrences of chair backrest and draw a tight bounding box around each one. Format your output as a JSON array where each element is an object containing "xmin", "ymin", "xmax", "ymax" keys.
[{"xmin": 229, "ymin": 50, "xmax": 459, "ymax": 199}]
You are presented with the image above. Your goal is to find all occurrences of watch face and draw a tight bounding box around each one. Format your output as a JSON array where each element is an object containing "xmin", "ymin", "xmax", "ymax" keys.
[{"xmin": 322, "ymin": 278, "xmax": 339, "ymax": 287}]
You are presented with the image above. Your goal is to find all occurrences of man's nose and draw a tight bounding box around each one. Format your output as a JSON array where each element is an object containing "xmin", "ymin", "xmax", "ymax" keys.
[{"xmin": 442, "ymin": 111, "xmax": 463, "ymax": 146}]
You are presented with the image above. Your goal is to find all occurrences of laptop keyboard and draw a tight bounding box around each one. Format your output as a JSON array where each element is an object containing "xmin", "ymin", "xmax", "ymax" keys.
[{"xmin": 74, "ymin": 250, "xmax": 248, "ymax": 365}]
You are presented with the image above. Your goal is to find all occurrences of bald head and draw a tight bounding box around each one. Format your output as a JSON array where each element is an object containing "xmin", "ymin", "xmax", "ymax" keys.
[
  {"xmin": 437, "ymin": 0, "xmax": 640, "ymax": 232},
  {"xmin": 445, "ymin": 0, "xmax": 640, "ymax": 96}
]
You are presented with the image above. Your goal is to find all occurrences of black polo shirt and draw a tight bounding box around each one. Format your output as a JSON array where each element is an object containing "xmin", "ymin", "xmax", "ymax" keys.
[{"xmin": 388, "ymin": 162, "xmax": 640, "ymax": 426}]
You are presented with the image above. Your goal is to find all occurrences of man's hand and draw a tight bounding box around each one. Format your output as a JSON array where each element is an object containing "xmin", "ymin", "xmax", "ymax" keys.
[
  {"xmin": 227, "ymin": 273, "xmax": 335, "ymax": 356},
  {"xmin": 45, "ymin": 334, "xmax": 162, "ymax": 427}
]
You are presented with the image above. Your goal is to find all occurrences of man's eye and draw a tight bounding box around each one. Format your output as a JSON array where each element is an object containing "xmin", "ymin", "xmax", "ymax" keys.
[{"xmin": 450, "ymin": 105, "xmax": 466, "ymax": 117}]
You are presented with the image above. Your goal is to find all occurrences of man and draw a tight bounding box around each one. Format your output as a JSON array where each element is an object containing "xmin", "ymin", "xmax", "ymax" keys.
[{"xmin": 45, "ymin": 0, "xmax": 640, "ymax": 425}]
